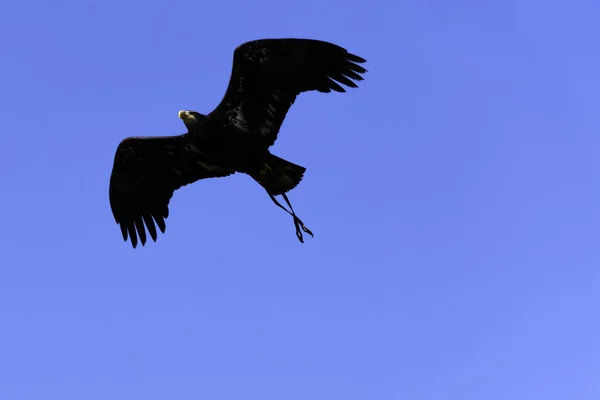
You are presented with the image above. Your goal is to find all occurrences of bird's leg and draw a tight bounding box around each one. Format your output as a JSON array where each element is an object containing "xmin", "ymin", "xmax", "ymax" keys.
[
  {"xmin": 267, "ymin": 192, "xmax": 314, "ymax": 243},
  {"xmin": 281, "ymin": 192, "xmax": 314, "ymax": 241}
]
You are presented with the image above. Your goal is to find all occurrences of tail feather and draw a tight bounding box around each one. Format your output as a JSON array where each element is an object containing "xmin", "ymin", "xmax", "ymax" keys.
[{"xmin": 247, "ymin": 154, "xmax": 306, "ymax": 195}]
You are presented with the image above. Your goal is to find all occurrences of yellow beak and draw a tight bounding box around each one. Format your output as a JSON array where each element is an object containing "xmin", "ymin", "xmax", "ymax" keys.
[{"xmin": 178, "ymin": 110, "xmax": 192, "ymax": 121}]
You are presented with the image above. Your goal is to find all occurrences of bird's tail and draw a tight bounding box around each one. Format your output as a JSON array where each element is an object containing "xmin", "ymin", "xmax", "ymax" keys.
[{"xmin": 247, "ymin": 153, "xmax": 306, "ymax": 195}]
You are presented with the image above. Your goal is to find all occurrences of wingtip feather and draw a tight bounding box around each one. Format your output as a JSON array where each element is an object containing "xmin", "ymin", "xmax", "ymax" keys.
[{"xmin": 346, "ymin": 53, "xmax": 366, "ymax": 64}]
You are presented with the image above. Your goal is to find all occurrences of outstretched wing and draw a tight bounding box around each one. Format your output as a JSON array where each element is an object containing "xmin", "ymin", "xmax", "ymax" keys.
[
  {"xmin": 109, "ymin": 134, "xmax": 233, "ymax": 248},
  {"xmin": 209, "ymin": 38, "xmax": 367, "ymax": 148}
]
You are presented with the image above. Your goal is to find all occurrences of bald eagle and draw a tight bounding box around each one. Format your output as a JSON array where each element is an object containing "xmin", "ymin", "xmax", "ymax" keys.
[{"xmin": 109, "ymin": 38, "xmax": 367, "ymax": 248}]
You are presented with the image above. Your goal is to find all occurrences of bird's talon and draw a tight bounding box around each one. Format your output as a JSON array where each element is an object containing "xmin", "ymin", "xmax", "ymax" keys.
[{"xmin": 301, "ymin": 225, "xmax": 314, "ymax": 237}]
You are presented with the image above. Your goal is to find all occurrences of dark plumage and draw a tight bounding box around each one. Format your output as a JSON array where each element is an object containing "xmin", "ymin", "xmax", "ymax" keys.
[{"xmin": 109, "ymin": 38, "xmax": 367, "ymax": 248}]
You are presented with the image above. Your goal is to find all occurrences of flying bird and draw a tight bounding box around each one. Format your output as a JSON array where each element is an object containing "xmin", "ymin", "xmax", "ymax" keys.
[{"xmin": 109, "ymin": 38, "xmax": 367, "ymax": 248}]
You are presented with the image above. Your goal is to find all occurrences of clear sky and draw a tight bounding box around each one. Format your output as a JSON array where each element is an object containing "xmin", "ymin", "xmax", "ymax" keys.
[{"xmin": 1, "ymin": 0, "xmax": 598, "ymax": 399}]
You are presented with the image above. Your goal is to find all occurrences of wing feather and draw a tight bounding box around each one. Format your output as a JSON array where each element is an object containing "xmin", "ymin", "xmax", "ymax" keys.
[
  {"xmin": 209, "ymin": 38, "xmax": 367, "ymax": 148},
  {"xmin": 109, "ymin": 134, "xmax": 233, "ymax": 248}
]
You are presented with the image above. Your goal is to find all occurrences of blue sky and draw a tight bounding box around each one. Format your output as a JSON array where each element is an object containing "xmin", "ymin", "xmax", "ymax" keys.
[{"xmin": 1, "ymin": 0, "xmax": 598, "ymax": 398}]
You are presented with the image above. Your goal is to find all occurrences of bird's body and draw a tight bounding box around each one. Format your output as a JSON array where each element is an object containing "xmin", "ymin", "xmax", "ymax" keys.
[{"xmin": 109, "ymin": 38, "xmax": 367, "ymax": 248}]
